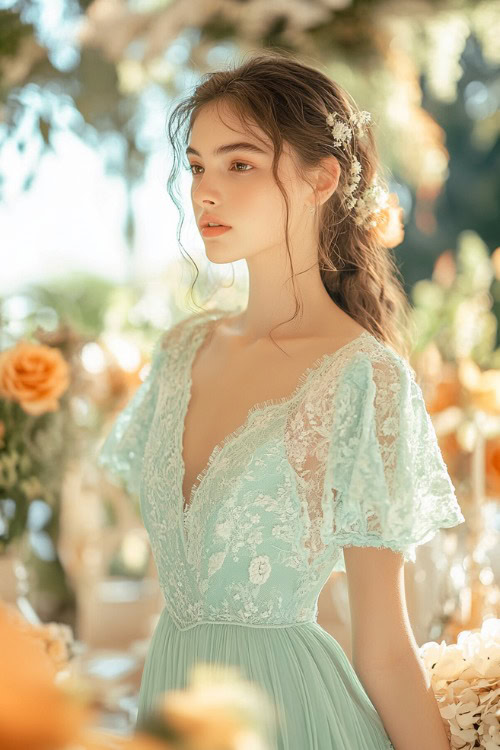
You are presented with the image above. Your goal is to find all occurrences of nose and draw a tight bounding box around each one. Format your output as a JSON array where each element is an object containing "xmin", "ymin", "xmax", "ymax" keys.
[
  {"xmin": 192, "ymin": 175, "xmax": 221, "ymax": 209},
  {"xmin": 193, "ymin": 194, "xmax": 219, "ymax": 212}
]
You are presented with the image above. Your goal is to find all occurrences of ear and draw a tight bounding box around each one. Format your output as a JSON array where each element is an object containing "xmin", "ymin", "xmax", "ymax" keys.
[{"xmin": 310, "ymin": 155, "xmax": 341, "ymax": 206}]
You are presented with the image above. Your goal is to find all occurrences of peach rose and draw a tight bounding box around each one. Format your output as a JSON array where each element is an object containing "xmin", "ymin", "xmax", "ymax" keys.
[
  {"xmin": 376, "ymin": 192, "xmax": 405, "ymax": 248},
  {"xmin": 0, "ymin": 340, "xmax": 70, "ymax": 416}
]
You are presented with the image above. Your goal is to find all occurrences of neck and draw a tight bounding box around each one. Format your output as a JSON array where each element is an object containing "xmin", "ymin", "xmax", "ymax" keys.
[{"xmin": 233, "ymin": 254, "xmax": 343, "ymax": 342}]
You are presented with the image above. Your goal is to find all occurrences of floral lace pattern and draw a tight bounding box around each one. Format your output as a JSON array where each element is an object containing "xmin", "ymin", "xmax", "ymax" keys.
[{"xmin": 97, "ymin": 310, "xmax": 465, "ymax": 631}]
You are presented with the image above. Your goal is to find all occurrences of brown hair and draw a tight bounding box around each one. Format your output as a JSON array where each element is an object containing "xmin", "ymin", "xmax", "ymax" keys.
[{"xmin": 166, "ymin": 48, "xmax": 414, "ymax": 361}]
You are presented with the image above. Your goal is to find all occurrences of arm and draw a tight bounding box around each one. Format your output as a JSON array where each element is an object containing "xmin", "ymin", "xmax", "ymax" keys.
[{"xmin": 344, "ymin": 544, "xmax": 450, "ymax": 750}]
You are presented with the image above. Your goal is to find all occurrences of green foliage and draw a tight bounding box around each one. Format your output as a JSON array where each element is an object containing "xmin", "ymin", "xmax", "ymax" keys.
[
  {"xmin": 19, "ymin": 273, "xmax": 119, "ymax": 338},
  {"xmin": 0, "ymin": 8, "xmax": 33, "ymax": 61},
  {"xmin": 410, "ymin": 230, "xmax": 499, "ymax": 364}
]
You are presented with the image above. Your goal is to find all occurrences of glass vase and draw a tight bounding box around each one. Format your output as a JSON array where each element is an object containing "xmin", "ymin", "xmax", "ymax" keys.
[{"xmin": 0, "ymin": 532, "xmax": 41, "ymax": 625}]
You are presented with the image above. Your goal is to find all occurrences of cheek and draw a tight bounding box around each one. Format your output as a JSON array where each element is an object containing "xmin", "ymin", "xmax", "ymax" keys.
[{"xmin": 242, "ymin": 176, "xmax": 284, "ymax": 213}]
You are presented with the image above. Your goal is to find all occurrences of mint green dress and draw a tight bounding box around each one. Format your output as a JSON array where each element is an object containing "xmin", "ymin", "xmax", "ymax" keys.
[{"xmin": 97, "ymin": 309, "xmax": 465, "ymax": 750}]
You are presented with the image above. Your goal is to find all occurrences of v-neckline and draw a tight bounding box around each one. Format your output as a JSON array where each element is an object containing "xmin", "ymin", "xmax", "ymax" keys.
[{"xmin": 178, "ymin": 311, "xmax": 373, "ymax": 527}]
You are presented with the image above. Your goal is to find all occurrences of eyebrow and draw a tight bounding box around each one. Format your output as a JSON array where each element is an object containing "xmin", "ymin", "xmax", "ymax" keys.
[{"xmin": 185, "ymin": 141, "xmax": 269, "ymax": 157}]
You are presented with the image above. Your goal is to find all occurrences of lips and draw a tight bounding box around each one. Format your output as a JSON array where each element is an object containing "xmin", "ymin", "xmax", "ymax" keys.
[
  {"xmin": 199, "ymin": 216, "xmax": 231, "ymax": 228},
  {"xmin": 201, "ymin": 225, "xmax": 232, "ymax": 237}
]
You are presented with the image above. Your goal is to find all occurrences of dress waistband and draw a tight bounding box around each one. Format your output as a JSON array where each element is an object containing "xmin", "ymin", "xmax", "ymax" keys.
[{"xmin": 162, "ymin": 607, "xmax": 318, "ymax": 632}]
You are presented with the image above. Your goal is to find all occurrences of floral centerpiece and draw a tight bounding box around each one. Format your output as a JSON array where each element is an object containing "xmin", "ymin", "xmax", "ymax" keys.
[{"xmin": 0, "ymin": 333, "xmax": 72, "ymax": 550}]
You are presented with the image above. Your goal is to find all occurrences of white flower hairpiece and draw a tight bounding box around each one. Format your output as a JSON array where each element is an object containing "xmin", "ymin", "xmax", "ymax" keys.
[
  {"xmin": 343, "ymin": 155, "xmax": 362, "ymax": 211},
  {"xmin": 325, "ymin": 110, "xmax": 372, "ymax": 146},
  {"xmin": 325, "ymin": 111, "xmax": 353, "ymax": 148},
  {"xmin": 325, "ymin": 109, "xmax": 390, "ymax": 229},
  {"xmin": 353, "ymin": 180, "xmax": 390, "ymax": 227}
]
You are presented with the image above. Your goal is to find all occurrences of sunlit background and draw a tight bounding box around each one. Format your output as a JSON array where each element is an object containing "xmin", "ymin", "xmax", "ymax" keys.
[{"xmin": 1, "ymin": 0, "xmax": 500, "ymax": 744}]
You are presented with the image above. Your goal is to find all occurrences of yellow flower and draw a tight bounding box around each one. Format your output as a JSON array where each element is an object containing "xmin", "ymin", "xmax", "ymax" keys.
[{"xmin": 0, "ymin": 340, "xmax": 70, "ymax": 416}]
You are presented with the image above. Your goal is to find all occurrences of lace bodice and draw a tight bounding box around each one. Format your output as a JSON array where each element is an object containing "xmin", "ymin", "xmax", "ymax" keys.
[{"xmin": 97, "ymin": 309, "xmax": 465, "ymax": 631}]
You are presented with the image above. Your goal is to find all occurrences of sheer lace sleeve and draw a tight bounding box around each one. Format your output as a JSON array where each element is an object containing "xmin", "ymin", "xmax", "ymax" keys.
[
  {"xmin": 323, "ymin": 351, "xmax": 465, "ymax": 564},
  {"xmin": 96, "ymin": 333, "xmax": 166, "ymax": 496}
]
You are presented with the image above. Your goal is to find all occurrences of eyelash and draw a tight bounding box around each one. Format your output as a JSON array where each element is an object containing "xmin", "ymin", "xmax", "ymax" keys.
[{"xmin": 187, "ymin": 161, "xmax": 253, "ymax": 175}]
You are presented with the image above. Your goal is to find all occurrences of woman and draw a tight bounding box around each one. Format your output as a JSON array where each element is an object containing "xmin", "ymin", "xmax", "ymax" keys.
[{"xmin": 98, "ymin": 50, "xmax": 464, "ymax": 749}]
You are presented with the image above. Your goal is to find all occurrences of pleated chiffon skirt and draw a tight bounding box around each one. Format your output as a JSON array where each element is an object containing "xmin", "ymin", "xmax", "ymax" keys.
[{"xmin": 135, "ymin": 607, "xmax": 394, "ymax": 750}]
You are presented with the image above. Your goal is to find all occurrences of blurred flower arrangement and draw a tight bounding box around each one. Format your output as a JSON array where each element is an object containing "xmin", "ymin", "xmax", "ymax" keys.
[
  {"xmin": 0, "ymin": 333, "xmax": 73, "ymax": 549},
  {"xmin": 419, "ymin": 617, "xmax": 500, "ymax": 750},
  {"xmin": 0, "ymin": 599, "xmax": 277, "ymax": 750},
  {"xmin": 0, "ymin": 599, "xmax": 92, "ymax": 750},
  {"xmin": 0, "ymin": 600, "xmax": 76, "ymax": 674},
  {"xmin": 0, "ymin": 312, "xmax": 152, "ymax": 623},
  {"xmin": 410, "ymin": 231, "xmax": 500, "ymax": 501},
  {"xmin": 408, "ymin": 231, "xmax": 500, "ymax": 634}
]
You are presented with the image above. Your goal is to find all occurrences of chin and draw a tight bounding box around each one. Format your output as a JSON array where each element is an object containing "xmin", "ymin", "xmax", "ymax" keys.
[{"xmin": 204, "ymin": 247, "xmax": 242, "ymax": 263}]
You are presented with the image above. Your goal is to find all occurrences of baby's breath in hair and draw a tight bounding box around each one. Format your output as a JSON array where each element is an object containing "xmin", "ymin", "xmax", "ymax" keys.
[
  {"xmin": 325, "ymin": 112, "xmax": 353, "ymax": 148},
  {"xmin": 325, "ymin": 107, "xmax": 390, "ymax": 229},
  {"xmin": 349, "ymin": 110, "xmax": 372, "ymax": 138},
  {"xmin": 344, "ymin": 156, "xmax": 362, "ymax": 211},
  {"xmin": 354, "ymin": 181, "xmax": 390, "ymax": 227}
]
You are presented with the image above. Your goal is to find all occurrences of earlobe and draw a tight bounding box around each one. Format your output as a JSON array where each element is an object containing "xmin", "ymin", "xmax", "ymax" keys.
[{"xmin": 316, "ymin": 155, "xmax": 340, "ymax": 204}]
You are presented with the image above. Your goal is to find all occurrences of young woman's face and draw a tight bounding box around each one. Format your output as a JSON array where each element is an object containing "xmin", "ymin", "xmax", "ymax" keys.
[{"xmin": 187, "ymin": 100, "xmax": 315, "ymax": 265}]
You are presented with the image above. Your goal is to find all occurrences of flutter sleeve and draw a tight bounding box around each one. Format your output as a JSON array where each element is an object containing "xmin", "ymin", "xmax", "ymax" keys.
[
  {"xmin": 323, "ymin": 350, "xmax": 465, "ymax": 566},
  {"xmin": 96, "ymin": 333, "xmax": 166, "ymax": 497}
]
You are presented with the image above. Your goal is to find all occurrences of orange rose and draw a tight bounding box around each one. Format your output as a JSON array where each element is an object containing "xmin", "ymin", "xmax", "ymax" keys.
[{"xmin": 0, "ymin": 340, "xmax": 70, "ymax": 416}]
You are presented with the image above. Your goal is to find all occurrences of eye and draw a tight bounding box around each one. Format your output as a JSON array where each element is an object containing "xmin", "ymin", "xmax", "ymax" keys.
[
  {"xmin": 187, "ymin": 161, "xmax": 254, "ymax": 175},
  {"xmin": 231, "ymin": 162, "xmax": 253, "ymax": 172}
]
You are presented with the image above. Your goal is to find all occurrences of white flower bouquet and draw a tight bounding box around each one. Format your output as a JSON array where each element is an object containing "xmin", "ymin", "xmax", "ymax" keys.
[{"xmin": 419, "ymin": 618, "xmax": 500, "ymax": 749}]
